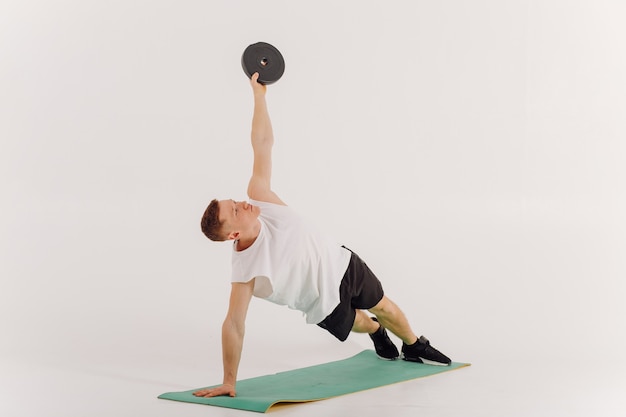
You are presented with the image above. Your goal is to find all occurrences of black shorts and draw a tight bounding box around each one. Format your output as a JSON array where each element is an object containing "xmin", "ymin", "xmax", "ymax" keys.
[{"xmin": 317, "ymin": 247, "xmax": 384, "ymax": 341}]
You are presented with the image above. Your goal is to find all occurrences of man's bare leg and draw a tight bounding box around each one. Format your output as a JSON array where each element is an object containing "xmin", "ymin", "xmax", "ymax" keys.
[
  {"xmin": 368, "ymin": 296, "xmax": 452, "ymax": 364},
  {"xmin": 351, "ymin": 300, "xmax": 401, "ymax": 360},
  {"xmin": 368, "ymin": 296, "xmax": 418, "ymax": 345},
  {"xmin": 351, "ymin": 309, "xmax": 380, "ymax": 333}
]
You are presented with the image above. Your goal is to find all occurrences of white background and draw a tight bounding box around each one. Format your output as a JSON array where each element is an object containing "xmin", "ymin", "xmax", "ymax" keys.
[{"xmin": 2, "ymin": 1, "xmax": 625, "ymax": 416}]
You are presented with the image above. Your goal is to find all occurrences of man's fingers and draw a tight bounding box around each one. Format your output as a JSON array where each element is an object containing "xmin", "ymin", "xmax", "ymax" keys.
[
  {"xmin": 193, "ymin": 388, "xmax": 217, "ymax": 397},
  {"xmin": 192, "ymin": 386, "xmax": 236, "ymax": 398},
  {"xmin": 194, "ymin": 389, "xmax": 216, "ymax": 398}
]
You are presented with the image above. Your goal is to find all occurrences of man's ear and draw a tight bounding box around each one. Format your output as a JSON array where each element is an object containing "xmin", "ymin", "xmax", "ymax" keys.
[{"xmin": 227, "ymin": 231, "xmax": 240, "ymax": 241}]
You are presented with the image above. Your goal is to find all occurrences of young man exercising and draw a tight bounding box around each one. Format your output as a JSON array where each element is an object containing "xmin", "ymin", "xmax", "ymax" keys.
[{"xmin": 195, "ymin": 73, "xmax": 451, "ymax": 398}]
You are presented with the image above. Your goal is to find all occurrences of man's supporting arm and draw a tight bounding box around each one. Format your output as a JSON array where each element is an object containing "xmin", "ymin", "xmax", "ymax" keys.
[
  {"xmin": 193, "ymin": 279, "xmax": 255, "ymax": 398},
  {"xmin": 247, "ymin": 72, "xmax": 285, "ymax": 206}
]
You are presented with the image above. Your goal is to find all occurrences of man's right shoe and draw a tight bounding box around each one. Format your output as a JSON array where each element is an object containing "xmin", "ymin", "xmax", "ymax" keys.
[
  {"xmin": 368, "ymin": 318, "xmax": 399, "ymax": 360},
  {"xmin": 402, "ymin": 335, "xmax": 451, "ymax": 365}
]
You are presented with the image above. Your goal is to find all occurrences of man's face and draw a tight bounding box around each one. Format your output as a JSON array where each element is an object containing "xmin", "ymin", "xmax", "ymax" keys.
[{"xmin": 218, "ymin": 199, "xmax": 261, "ymax": 240}]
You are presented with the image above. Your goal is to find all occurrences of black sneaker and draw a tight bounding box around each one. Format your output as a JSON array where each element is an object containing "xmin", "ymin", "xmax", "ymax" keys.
[
  {"xmin": 402, "ymin": 336, "xmax": 451, "ymax": 365},
  {"xmin": 368, "ymin": 318, "xmax": 399, "ymax": 360}
]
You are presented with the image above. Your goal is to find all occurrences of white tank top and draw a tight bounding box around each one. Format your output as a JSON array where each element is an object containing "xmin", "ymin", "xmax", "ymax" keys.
[{"xmin": 231, "ymin": 200, "xmax": 351, "ymax": 324}]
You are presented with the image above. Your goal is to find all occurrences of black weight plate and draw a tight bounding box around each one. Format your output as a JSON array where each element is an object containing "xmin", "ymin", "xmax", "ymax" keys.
[{"xmin": 241, "ymin": 42, "xmax": 285, "ymax": 85}]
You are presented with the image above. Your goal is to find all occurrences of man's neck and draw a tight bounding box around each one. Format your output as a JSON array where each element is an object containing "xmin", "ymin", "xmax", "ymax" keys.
[{"xmin": 235, "ymin": 220, "xmax": 261, "ymax": 251}]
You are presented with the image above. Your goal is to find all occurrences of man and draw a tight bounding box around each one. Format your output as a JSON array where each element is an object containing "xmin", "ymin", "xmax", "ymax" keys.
[{"xmin": 194, "ymin": 73, "xmax": 451, "ymax": 398}]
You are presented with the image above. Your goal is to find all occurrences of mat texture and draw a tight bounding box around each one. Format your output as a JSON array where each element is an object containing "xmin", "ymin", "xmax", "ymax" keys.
[{"xmin": 158, "ymin": 350, "xmax": 469, "ymax": 413}]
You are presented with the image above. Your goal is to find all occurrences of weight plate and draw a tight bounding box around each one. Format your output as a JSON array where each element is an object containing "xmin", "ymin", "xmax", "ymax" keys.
[{"xmin": 241, "ymin": 42, "xmax": 285, "ymax": 85}]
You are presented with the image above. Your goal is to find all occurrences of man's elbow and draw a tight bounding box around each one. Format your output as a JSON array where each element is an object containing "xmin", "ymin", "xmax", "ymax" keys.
[
  {"xmin": 223, "ymin": 317, "xmax": 245, "ymax": 338},
  {"xmin": 251, "ymin": 133, "xmax": 274, "ymax": 148},
  {"xmin": 247, "ymin": 179, "xmax": 270, "ymax": 201}
]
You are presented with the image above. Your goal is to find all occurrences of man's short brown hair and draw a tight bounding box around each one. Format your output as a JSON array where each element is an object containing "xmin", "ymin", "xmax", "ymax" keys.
[{"xmin": 201, "ymin": 199, "xmax": 227, "ymax": 241}]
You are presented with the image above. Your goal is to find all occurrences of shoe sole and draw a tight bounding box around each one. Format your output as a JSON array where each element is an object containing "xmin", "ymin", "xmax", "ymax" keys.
[{"xmin": 401, "ymin": 353, "xmax": 451, "ymax": 366}]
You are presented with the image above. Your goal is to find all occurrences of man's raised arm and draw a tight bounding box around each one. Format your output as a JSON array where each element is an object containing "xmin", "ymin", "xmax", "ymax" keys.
[{"xmin": 246, "ymin": 73, "xmax": 286, "ymax": 206}]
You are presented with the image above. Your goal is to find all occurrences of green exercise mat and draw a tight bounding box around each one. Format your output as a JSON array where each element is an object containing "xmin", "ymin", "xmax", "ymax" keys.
[{"xmin": 158, "ymin": 350, "xmax": 470, "ymax": 413}]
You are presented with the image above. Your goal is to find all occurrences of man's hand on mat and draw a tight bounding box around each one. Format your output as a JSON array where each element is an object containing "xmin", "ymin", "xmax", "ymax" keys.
[{"xmin": 193, "ymin": 384, "xmax": 236, "ymax": 398}]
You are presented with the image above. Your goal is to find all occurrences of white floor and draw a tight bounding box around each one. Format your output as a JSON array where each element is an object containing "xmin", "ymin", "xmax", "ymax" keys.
[{"xmin": 3, "ymin": 327, "xmax": 625, "ymax": 417}]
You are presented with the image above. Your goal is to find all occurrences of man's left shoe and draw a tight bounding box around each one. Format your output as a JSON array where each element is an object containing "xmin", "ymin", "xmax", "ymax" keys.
[
  {"xmin": 368, "ymin": 318, "xmax": 400, "ymax": 360},
  {"xmin": 402, "ymin": 336, "xmax": 451, "ymax": 365}
]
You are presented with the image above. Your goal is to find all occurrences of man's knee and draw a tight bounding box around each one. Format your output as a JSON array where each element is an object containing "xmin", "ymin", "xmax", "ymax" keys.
[{"xmin": 368, "ymin": 296, "xmax": 394, "ymax": 315}]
